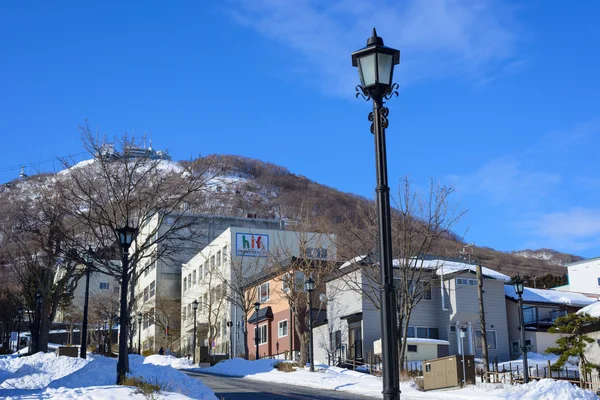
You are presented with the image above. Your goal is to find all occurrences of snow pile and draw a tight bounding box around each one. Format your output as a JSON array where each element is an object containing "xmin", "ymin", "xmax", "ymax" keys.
[
  {"xmin": 144, "ymin": 354, "xmax": 194, "ymax": 369},
  {"xmin": 503, "ymin": 379, "xmax": 598, "ymax": 400},
  {"xmin": 578, "ymin": 301, "xmax": 600, "ymax": 317},
  {"xmin": 0, "ymin": 352, "xmax": 217, "ymax": 400}
]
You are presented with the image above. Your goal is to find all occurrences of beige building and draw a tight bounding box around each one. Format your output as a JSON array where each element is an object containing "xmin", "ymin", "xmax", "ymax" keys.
[{"xmin": 181, "ymin": 227, "xmax": 336, "ymax": 358}]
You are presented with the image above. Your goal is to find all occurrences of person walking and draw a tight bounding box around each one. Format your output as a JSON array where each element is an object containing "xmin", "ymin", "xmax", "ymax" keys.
[{"xmin": 158, "ymin": 347, "xmax": 164, "ymax": 355}]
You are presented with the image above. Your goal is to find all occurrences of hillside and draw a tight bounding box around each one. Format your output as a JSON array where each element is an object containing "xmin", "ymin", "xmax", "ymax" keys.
[{"xmin": 2, "ymin": 153, "xmax": 578, "ymax": 281}]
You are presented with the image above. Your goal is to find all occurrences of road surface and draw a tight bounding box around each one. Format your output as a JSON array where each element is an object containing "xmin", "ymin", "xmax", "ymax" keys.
[{"xmin": 186, "ymin": 371, "xmax": 377, "ymax": 400}]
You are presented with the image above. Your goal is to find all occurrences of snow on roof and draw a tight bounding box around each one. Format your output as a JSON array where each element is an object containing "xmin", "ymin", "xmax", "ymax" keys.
[
  {"xmin": 406, "ymin": 338, "xmax": 450, "ymax": 345},
  {"xmin": 505, "ymin": 285, "xmax": 597, "ymax": 307},
  {"xmin": 577, "ymin": 301, "xmax": 600, "ymax": 317},
  {"xmin": 415, "ymin": 259, "xmax": 510, "ymax": 282},
  {"xmin": 340, "ymin": 256, "xmax": 509, "ymax": 281},
  {"xmin": 340, "ymin": 254, "xmax": 369, "ymax": 269}
]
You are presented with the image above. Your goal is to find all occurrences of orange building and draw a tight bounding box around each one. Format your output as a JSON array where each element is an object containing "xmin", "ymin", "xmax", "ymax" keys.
[{"xmin": 245, "ymin": 259, "xmax": 329, "ymax": 360}]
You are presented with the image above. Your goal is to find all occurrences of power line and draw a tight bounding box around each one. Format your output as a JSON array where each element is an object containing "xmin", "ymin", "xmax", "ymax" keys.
[{"xmin": 0, "ymin": 152, "xmax": 89, "ymax": 173}]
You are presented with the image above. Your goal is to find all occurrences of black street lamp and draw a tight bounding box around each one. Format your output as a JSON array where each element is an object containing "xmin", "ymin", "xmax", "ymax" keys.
[
  {"xmin": 352, "ymin": 28, "xmax": 401, "ymax": 400},
  {"xmin": 513, "ymin": 276, "xmax": 529, "ymax": 383},
  {"xmin": 35, "ymin": 290, "xmax": 42, "ymax": 353},
  {"xmin": 115, "ymin": 223, "xmax": 138, "ymax": 384},
  {"xmin": 254, "ymin": 302, "xmax": 261, "ymax": 360},
  {"xmin": 16, "ymin": 307, "xmax": 23, "ymax": 352},
  {"xmin": 137, "ymin": 312, "xmax": 143, "ymax": 355},
  {"xmin": 227, "ymin": 321, "xmax": 233, "ymax": 359},
  {"xmin": 80, "ymin": 247, "xmax": 94, "ymax": 359},
  {"xmin": 304, "ymin": 276, "xmax": 315, "ymax": 372},
  {"xmin": 192, "ymin": 299, "xmax": 199, "ymax": 364}
]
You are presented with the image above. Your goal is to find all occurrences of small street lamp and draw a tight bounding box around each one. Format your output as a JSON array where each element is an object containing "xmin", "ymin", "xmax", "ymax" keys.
[
  {"xmin": 192, "ymin": 299, "xmax": 199, "ymax": 364},
  {"xmin": 16, "ymin": 307, "xmax": 23, "ymax": 352},
  {"xmin": 137, "ymin": 312, "xmax": 143, "ymax": 355},
  {"xmin": 35, "ymin": 290, "xmax": 42, "ymax": 353},
  {"xmin": 115, "ymin": 223, "xmax": 138, "ymax": 384},
  {"xmin": 80, "ymin": 247, "xmax": 93, "ymax": 359},
  {"xmin": 254, "ymin": 302, "xmax": 261, "ymax": 360},
  {"xmin": 226, "ymin": 321, "xmax": 233, "ymax": 358},
  {"xmin": 513, "ymin": 276, "xmax": 529, "ymax": 383},
  {"xmin": 352, "ymin": 28, "xmax": 401, "ymax": 400},
  {"xmin": 304, "ymin": 276, "xmax": 315, "ymax": 372}
]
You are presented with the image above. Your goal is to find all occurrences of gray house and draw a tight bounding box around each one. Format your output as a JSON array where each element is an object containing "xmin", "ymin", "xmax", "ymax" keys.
[{"xmin": 317, "ymin": 257, "xmax": 511, "ymax": 364}]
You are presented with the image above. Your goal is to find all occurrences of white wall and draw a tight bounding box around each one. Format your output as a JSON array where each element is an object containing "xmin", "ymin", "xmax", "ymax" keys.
[{"xmin": 568, "ymin": 258, "xmax": 600, "ymax": 294}]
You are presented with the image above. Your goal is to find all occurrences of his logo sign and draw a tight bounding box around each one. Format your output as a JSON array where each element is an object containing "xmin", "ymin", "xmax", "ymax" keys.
[{"xmin": 235, "ymin": 233, "xmax": 269, "ymax": 257}]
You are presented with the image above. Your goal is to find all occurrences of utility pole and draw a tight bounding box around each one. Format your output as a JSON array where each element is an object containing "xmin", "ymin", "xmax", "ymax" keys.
[{"xmin": 476, "ymin": 265, "xmax": 489, "ymax": 382}]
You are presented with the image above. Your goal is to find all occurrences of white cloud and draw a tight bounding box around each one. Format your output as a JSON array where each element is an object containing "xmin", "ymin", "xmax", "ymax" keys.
[
  {"xmin": 228, "ymin": 0, "xmax": 520, "ymax": 95},
  {"xmin": 519, "ymin": 208, "xmax": 600, "ymax": 253}
]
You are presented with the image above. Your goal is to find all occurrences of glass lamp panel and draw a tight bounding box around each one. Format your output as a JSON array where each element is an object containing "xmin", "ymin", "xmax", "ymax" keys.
[
  {"xmin": 377, "ymin": 53, "xmax": 393, "ymax": 85},
  {"xmin": 358, "ymin": 54, "xmax": 376, "ymax": 86}
]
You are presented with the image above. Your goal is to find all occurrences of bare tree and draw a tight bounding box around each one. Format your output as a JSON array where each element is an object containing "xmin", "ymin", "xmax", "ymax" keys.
[
  {"xmin": 151, "ymin": 299, "xmax": 181, "ymax": 352},
  {"xmin": 337, "ymin": 177, "xmax": 465, "ymax": 371},
  {"xmin": 54, "ymin": 123, "xmax": 222, "ymax": 382}
]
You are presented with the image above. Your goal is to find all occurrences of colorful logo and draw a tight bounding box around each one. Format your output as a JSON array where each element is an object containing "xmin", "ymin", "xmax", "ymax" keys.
[{"xmin": 235, "ymin": 233, "xmax": 269, "ymax": 257}]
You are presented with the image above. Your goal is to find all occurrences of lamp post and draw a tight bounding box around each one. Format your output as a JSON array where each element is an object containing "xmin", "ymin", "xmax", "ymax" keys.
[
  {"xmin": 513, "ymin": 276, "xmax": 529, "ymax": 383},
  {"xmin": 115, "ymin": 223, "xmax": 138, "ymax": 384},
  {"xmin": 227, "ymin": 321, "xmax": 233, "ymax": 358},
  {"xmin": 254, "ymin": 302, "xmax": 260, "ymax": 360},
  {"xmin": 192, "ymin": 299, "xmax": 199, "ymax": 364},
  {"xmin": 16, "ymin": 307, "xmax": 23, "ymax": 352},
  {"xmin": 137, "ymin": 312, "xmax": 143, "ymax": 355},
  {"xmin": 80, "ymin": 247, "xmax": 93, "ymax": 359},
  {"xmin": 35, "ymin": 290, "xmax": 42, "ymax": 353},
  {"xmin": 304, "ymin": 276, "xmax": 315, "ymax": 372},
  {"xmin": 352, "ymin": 28, "xmax": 401, "ymax": 400}
]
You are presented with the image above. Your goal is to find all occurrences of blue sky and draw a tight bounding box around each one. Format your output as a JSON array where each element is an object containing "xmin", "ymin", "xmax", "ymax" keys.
[{"xmin": 1, "ymin": 1, "xmax": 599, "ymax": 258}]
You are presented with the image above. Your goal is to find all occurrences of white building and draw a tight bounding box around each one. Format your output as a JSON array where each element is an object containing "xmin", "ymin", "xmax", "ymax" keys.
[
  {"xmin": 132, "ymin": 213, "xmax": 282, "ymax": 353},
  {"xmin": 181, "ymin": 227, "xmax": 336, "ymax": 358},
  {"xmin": 561, "ymin": 257, "xmax": 600, "ymax": 296}
]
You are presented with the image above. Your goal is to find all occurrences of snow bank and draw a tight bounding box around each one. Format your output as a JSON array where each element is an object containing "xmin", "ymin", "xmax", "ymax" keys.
[
  {"xmin": 0, "ymin": 352, "xmax": 217, "ymax": 400},
  {"xmin": 144, "ymin": 354, "xmax": 195, "ymax": 369},
  {"xmin": 197, "ymin": 358, "xmax": 599, "ymax": 400}
]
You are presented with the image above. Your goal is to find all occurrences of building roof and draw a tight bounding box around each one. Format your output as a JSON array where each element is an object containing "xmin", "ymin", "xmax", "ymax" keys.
[
  {"xmin": 337, "ymin": 255, "xmax": 510, "ymax": 282},
  {"xmin": 566, "ymin": 256, "xmax": 600, "ymax": 267},
  {"xmin": 504, "ymin": 285, "xmax": 597, "ymax": 307},
  {"xmin": 248, "ymin": 306, "xmax": 273, "ymax": 324}
]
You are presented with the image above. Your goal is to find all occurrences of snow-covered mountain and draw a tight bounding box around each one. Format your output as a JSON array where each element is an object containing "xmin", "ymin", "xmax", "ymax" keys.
[{"xmin": 511, "ymin": 249, "xmax": 584, "ymax": 267}]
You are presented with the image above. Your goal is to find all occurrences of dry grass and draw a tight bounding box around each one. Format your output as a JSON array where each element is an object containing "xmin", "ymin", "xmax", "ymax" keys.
[
  {"xmin": 121, "ymin": 376, "xmax": 161, "ymax": 399},
  {"xmin": 275, "ymin": 361, "xmax": 298, "ymax": 372}
]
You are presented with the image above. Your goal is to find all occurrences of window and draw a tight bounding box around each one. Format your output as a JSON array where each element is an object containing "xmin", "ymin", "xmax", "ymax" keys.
[
  {"xmin": 144, "ymin": 286, "xmax": 149, "ymax": 302},
  {"xmin": 222, "ymin": 246, "xmax": 228, "ymax": 261},
  {"xmin": 187, "ymin": 304, "xmax": 192, "ymax": 321},
  {"xmin": 183, "ymin": 306, "xmax": 186, "ymax": 321},
  {"xmin": 216, "ymin": 251, "xmax": 221, "ymax": 266},
  {"xmin": 305, "ymin": 247, "xmax": 328, "ymax": 259},
  {"xmin": 187, "ymin": 273, "xmax": 191, "ymax": 289},
  {"xmin": 203, "ymin": 294, "xmax": 208, "ymax": 313},
  {"xmin": 407, "ymin": 345, "xmax": 418, "ymax": 352},
  {"xmin": 278, "ymin": 320, "xmax": 288, "ymax": 337},
  {"xmin": 149, "ymin": 281, "xmax": 155, "ymax": 299},
  {"xmin": 259, "ymin": 282, "xmax": 270, "ymax": 302},
  {"xmin": 210, "ymin": 256, "xmax": 215, "ymax": 269},
  {"xmin": 99, "ymin": 282, "xmax": 109, "ymax": 290},
  {"xmin": 192, "ymin": 270, "xmax": 196, "ymax": 285},
  {"xmin": 512, "ymin": 341, "xmax": 520, "ymax": 354},
  {"xmin": 282, "ymin": 273, "xmax": 291, "ymax": 293},
  {"xmin": 422, "ymin": 282, "xmax": 432, "ymax": 300},
  {"xmin": 597, "ymin": 277, "xmax": 600, "ymax": 286},
  {"xmin": 256, "ymin": 324, "xmax": 268, "ymax": 345},
  {"xmin": 407, "ymin": 326, "xmax": 415, "ymax": 338},
  {"xmin": 429, "ymin": 328, "xmax": 439, "ymax": 339},
  {"xmin": 416, "ymin": 327, "xmax": 428, "ymax": 338},
  {"xmin": 449, "ymin": 325, "xmax": 456, "ymax": 332},
  {"xmin": 456, "ymin": 278, "xmax": 477, "ymax": 286},
  {"xmin": 294, "ymin": 271, "xmax": 305, "ymax": 292},
  {"xmin": 475, "ymin": 330, "xmax": 497, "ymax": 350},
  {"xmin": 425, "ymin": 364, "xmax": 431, "ymax": 372},
  {"xmin": 330, "ymin": 330, "xmax": 342, "ymax": 349},
  {"xmin": 183, "ymin": 278, "xmax": 187, "ymax": 292}
]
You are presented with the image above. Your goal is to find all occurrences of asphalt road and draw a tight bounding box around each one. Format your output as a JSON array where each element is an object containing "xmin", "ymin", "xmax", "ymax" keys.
[{"xmin": 186, "ymin": 371, "xmax": 378, "ymax": 400}]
